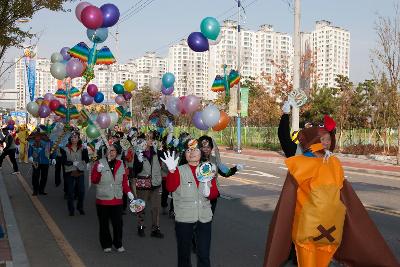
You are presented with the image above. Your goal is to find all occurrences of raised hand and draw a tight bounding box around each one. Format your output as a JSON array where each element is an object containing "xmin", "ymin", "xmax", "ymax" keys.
[{"xmin": 161, "ymin": 151, "xmax": 179, "ymax": 172}]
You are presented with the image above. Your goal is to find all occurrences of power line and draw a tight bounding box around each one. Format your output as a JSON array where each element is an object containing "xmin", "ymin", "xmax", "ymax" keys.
[
  {"xmin": 118, "ymin": 0, "xmax": 157, "ymax": 25},
  {"xmin": 120, "ymin": 0, "xmax": 146, "ymax": 17}
]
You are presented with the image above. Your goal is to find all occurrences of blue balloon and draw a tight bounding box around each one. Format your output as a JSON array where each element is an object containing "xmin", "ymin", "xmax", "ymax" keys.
[
  {"xmin": 187, "ymin": 32, "xmax": 209, "ymax": 52},
  {"xmin": 100, "ymin": 3, "xmax": 120, "ymax": 28},
  {"xmin": 200, "ymin": 17, "xmax": 221, "ymax": 40},
  {"xmin": 94, "ymin": 92, "xmax": 104, "ymax": 103},
  {"xmin": 87, "ymin": 28, "xmax": 108, "ymax": 43},
  {"xmin": 162, "ymin": 72, "xmax": 175, "ymax": 88}
]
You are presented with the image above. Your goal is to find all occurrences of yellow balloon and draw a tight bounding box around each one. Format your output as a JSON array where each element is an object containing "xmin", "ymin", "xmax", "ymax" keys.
[{"xmin": 124, "ymin": 80, "xmax": 137, "ymax": 92}]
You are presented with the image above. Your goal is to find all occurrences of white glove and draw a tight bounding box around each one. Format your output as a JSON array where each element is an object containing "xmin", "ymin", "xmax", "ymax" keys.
[
  {"xmin": 161, "ymin": 151, "xmax": 179, "ymax": 172},
  {"xmin": 51, "ymin": 159, "xmax": 56, "ymax": 165},
  {"xmin": 324, "ymin": 150, "xmax": 333, "ymax": 163},
  {"xmin": 82, "ymin": 142, "xmax": 87, "ymax": 149},
  {"xmin": 136, "ymin": 152, "xmax": 143, "ymax": 162},
  {"xmin": 127, "ymin": 192, "xmax": 134, "ymax": 201},
  {"xmin": 97, "ymin": 163, "xmax": 104, "ymax": 172},
  {"xmin": 73, "ymin": 161, "xmax": 79, "ymax": 167},
  {"xmin": 29, "ymin": 157, "xmax": 34, "ymax": 163},
  {"xmin": 202, "ymin": 181, "xmax": 211, "ymax": 197},
  {"xmin": 282, "ymin": 101, "xmax": 291, "ymax": 114},
  {"xmin": 95, "ymin": 140, "xmax": 103, "ymax": 150},
  {"xmin": 236, "ymin": 164, "xmax": 244, "ymax": 171}
]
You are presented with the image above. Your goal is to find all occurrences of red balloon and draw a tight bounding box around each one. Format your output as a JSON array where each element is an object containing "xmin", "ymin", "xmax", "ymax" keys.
[
  {"xmin": 81, "ymin": 6, "xmax": 103, "ymax": 29},
  {"xmin": 87, "ymin": 84, "xmax": 98, "ymax": 97},
  {"xmin": 49, "ymin": 99, "xmax": 61, "ymax": 111},
  {"xmin": 178, "ymin": 96, "xmax": 186, "ymax": 114}
]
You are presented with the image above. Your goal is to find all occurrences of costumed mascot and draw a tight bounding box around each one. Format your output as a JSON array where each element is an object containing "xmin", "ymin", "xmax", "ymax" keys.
[
  {"xmin": 17, "ymin": 124, "xmax": 30, "ymax": 163},
  {"xmin": 263, "ymin": 118, "xmax": 399, "ymax": 267}
]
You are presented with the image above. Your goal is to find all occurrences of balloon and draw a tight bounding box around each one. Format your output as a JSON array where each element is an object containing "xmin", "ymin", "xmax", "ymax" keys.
[
  {"xmin": 86, "ymin": 27, "xmax": 108, "ymax": 43},
  {"xmin": 162, "ymin": 72, "xmax": 175, "ymax": 88},
  {"xmin": 178, "ymin": 96, "xmax": 186, "ymax": 114},
  {"xmin": 43, "ymin": 93, "xmax": 54, "ymax": 101},
  {"xmin": 7, "ymin": 119, "xmax": 15, "ymax": 125},
  {"xmin": 161, "ymin": 85, "xmax": 174, "ymax": 95},
  {"xmin": 42, "ymin": 100, "xmax": 50, "ymax": 106},
  {"xmin": 7, "ymin": 125, "xmax": 14, "ymax": 130},
  {"xmin": 149, "ymin": 77, "xmax": 162, "ymax": 92},
  {"xmin": 201, "ymin": 105, "xmax": 220, "ymax": 127},
  {"xmin": 87, "ymin": 84, "xmax": 98, "ymax": 97},
  {"xmin": 75, "ymin": 2, "xmax": 92, "ymax": 22},
  {"xmin": 187, "ymin": 32, "xmax": 209, "ymax": 52},
  {"xmin": 38, "ymin": 105, "xmax": 51, "ymax": 118},
  {"xmin": 94, "ymin": 92, "xmax": 104, "ymax": 103},
  {"xmin": 60, "ymin": 47, "xmax": 71, "ymax": 61},
  {"xmin": 192, "ymin": 111, "xmax": 209, "ymax": 130},
  {"xmin": 66, "ymin": 58, "xmax": 84, "ymax": 78},
  {"xmin": 81, "ymin": 5, "xmax": 103, "ymax": 30},
  {"xmin": 123, "ymin": 92, "xmax": 132, "ymax": 100},
  {"xmin": 35, "ymin": 97, "xmax": 44, "ymax": 106},
  {"xmin": 80, "ymin": 92, "xmax": 94, "ymax": 105},
  {"xmin": 115, "ymin": 95, "xmax": 125, "ymax": 105},
  {"xmin": 113, "ymin": 84, "xmax": 124, "ymax": 94},
  {"xmin": 96, "ymin": 113, "xmax": 111, "ymax": 129},
  {"xmin": 124, "ymin": 80, "xmax": 136, "ymax": 92},
  {"xmin": 209, "ymin": 33, "xmax": 222, "ymax": 46},
  {"xmin": 108, "ymin": 112, "xmax": 118, "ymax": 128},
  {"xmin": 50, "ymin": 62, "xmax": 67, "ymax": 80},
  {"xmin": 212, "ymin": 111, "xmax": 230, "ymax": 131},
  {"xmin": 51, "ymin": 52, "xmax": 63, "ymax": 63},
  {"xmin": 200, "ymin": 17, "xmax": 221, "ymax": 40},
  {"xmin": 183, "ymin": 95, "xmax": 200, "ymax": 114},
  {"xmin": 166, "ymin": 96, "xmax": 181, "ymax": 116},
  {"xmin": 86, "ymin": 124, "xmax": 100, "ymax": 139},
  {"xmin": 100, "ymin": 3, "xmax": 120, "ymax": 28},
  {"xmin": 49, "ymin": 99, "xmax": 61, "ymax": 111}
]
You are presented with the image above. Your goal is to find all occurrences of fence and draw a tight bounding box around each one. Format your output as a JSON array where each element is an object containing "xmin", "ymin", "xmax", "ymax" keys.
[{"xmin": 174, "ymin": 127, "xmax": 399, "ymax": 150}]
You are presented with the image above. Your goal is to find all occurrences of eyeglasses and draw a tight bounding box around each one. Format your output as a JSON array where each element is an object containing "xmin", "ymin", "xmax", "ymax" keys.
[{"xmin": 186, "ymin": 148, "xmax": 200, "ymax": 153}]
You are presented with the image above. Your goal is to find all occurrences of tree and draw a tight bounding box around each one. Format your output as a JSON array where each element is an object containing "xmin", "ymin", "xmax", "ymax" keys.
[
  {"xmin": 301, "ymin": 86, "xmax": 338, "ymax": 125},
  {"xmin": 131, "ymin": 86, "xmax": 160, "ymax": 126},
  {"xmin": 371, "ymin": 4, "xmax": 400, "ymax": 164}
]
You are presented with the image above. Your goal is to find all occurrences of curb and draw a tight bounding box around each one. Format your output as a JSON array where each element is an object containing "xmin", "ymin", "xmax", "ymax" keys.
[
  {"xmin": 220, "ymin": 152, "xmax": 400, "ymax": 178},
  {"xmin": 0, "ymin": 173, "xmax": 30, "ymax": 267}
]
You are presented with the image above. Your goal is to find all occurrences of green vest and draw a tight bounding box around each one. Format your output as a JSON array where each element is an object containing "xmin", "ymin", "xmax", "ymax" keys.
[
  {"xmin": 172, "ymin": 164, "xmax": 213, "ymax": 223},
  {"xmin": 137, "ymin": 154, "xmax": 162, "ymax": 187},
  {"xmin": 95, "ymin": 158, "xmax": 125, "ymax": 200}
]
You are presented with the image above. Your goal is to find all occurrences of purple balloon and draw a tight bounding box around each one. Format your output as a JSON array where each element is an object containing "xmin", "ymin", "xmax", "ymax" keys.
[
  {"xmin": 38, "ymin": 105, "xmax": 51, "ymax": 118},
  {"xmin": 80, "ymin": 93, "xmax": 94, "ymax": 105},
  {"xmin": 100, "ymin": 3, "xmax": 120, "ymax": 28},
  {"xmin": 66, "ymin": 58, "xmax": 84, "ymax": 78},
  {"xmin": 166, "ymin": 96, "xmax": 180, "ymax": 116},
  {"xmin": 87, "ymin": 84, "xmax": 98, "ymax": 97},
  {"xmin": 161, "ymin": 85, "xmax": 174, "ymax": 95},
  {"xmin": 187, "ymin": 32, "xmax": 209, "ymax": 52},
  {"xmin": 115, "ymin": 95, "xmax": 125, "ymax": 105},
  {"xmin": 123, "ymin": 92, "xmax": 132, "ymax": 100},
  {"xmin": 192, "ymin": 111, "xmax": 209, "ymax": 130},
  {"xmin": 43, "ymin": 93, "xmax": 54, "ymax": 101},
  {"xmin": 96, "ymin": 113, "xmax": 111, "ymax": 129},
  {"xmin": 75, "ymin": 2, "xmax": 92, "ymax": 22},
  {"xmin": 60, "ymin": 47, "xmax": 71, "ymax": 61},
  {"xmin": 183, "ymin": 95, "xmax": 200, "ymax": 114}
]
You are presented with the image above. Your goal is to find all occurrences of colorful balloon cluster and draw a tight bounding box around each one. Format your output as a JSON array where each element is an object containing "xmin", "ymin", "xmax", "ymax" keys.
[
  {"xmin": 191, "ymin": 105, "xmax": 229, "ymax": 132},
  {"xmin": 113, "ymin": 79, "xmax": 136, "ymax": 105},
  {"xmin": 26, "ymin": 93, "xmax": 62, "ymax": 119},
  {"xmin": 187, "ymin": 17, "xmax": 221, "ymax": 52},
  {"xmin": 75, "ymin": 2, "xmax": 120, "ymax": 30},
  {"xmin": 81, "ymin": 84, "xmax": 104, "ymax": 105},
  {"xmin": 50, "ymin": 47, "xmax": 85, "ymax": 80}
]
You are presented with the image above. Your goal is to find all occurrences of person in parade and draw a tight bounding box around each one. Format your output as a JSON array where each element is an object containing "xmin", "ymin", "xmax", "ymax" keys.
[
  {"xmin": 163, "ymin": 139, "xmax": 219, "ymax": 267},
  {"xmin": 91, "ymin": 143, "xmax": 134, "ymax": 253},
  {"xmin": 16, "ymin": 124, "xmax": 29, "ymax": 163},
  {"xmin": 0, "ymin": 126, "xmax": 19, "ymax": 174}
]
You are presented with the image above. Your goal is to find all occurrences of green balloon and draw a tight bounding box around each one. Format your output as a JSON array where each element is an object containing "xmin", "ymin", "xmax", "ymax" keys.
[
  {"xmin": 86, "ymin": 124, "xmax": 100, "ymax": 139},
  {"xmin": 113, "ymin": 84, "xmax": 124, "ymax": 94},
  {"xmin": 200, "ymin": 17, "xmax": 220, "ymax": 41}
]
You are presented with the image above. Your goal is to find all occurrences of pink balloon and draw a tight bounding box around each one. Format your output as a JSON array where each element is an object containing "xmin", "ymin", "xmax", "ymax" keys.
[
  {"xmin": 183, "ymin": 95, "xmax": 200, "ymax": 114},
  {"xmin": 123, "ymin": 92, "xmax": 132, "ymax": 100},
  {"xmin": 87, "ymin": 84, "xmax": 98, "ymax": 97},
  {"xmin": 66, "ymin": 58, "xmax": 84, "ymax": 78},
  {"xmin": 81, "ymin": 6, "xmax": 103, "ymax": 30},
  {"xmin": 96, "ymin": 113, "xmax": 111, "ymax": 129},
  {"xmin": 43, "ymin": 93, "xmax": 54, "ymax": 101},
  {"xmin": 115, "ymin": 95, "xmax": 125, "ymax": 105},
  {"xmin": 75, "ymin": 2, "xmax": 92, "ymax": 22}
]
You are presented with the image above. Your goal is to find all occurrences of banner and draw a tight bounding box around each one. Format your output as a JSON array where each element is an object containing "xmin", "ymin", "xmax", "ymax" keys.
[
  {"xmin": 240, "ymin": 87, "xmax": 249, "ymax": 117},
  {"xmin": 228, "ymin": 87, "xmax": 238, "ymax": 116},
  {"xmin": 24, "ymin": 57, "xmax": 36, "ymax": 102}
]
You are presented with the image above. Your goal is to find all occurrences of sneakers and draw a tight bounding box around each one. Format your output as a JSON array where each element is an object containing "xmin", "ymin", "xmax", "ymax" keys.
[
  {"xmin": 103, "ymin": 248, "xmax": 112, "ymax": 253},
  {"xmin": 169, "ymin": 210, "xmax": 175, "ymax": 219},
  {"xmin": 151, "ymin": 227, "xmax": 164, "ymax": 239},
  {"xmin": 137, "ymin": 225, "xmax": 145, "ymax": 237},
  {"xmin": 116, "ymin": 246, "xmax": 125, "ymax": 253}
]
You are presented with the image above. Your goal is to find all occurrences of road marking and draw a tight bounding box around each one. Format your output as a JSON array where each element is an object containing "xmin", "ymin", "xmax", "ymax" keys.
[
  {"xmin": 279, "ymin": 167, "xmax": 288, "ymax": 170},
  {"xmin": 238, "ymin": 171, "xmax": 279, "ymax": 178},
  {"xmin": 365, "ymin": 205, "xmax": 400, "ymax": 218},
  {"xmin": 223, "ymin": 176, "xmax": 260, "ymax": 185},
  {"xmin": 9, "ymin": 161, "xmax": 86, "ymax": 267},
  {"xmin": 221, "ymin": 155, "xmax": 285, "ymax": 165},
  {"xmin": 345, "ymin": 170, "xmax": 400, "ymax": 181}
]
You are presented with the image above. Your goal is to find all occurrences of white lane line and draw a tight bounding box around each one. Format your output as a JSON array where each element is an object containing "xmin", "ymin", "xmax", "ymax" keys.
[
  {"xmin": 279, "ymin": 167, "xmax": 288, "ymax": 170},
  {"xmin": 237, "ymin": 171, "xmax": 279, "ymax": 178},
  {"xmin": 345, "ymin": 170, "xmax": 400, "ymax": 181},
  {"xmin": 221, "ymin": 155, "xmax": 285, "ymax": 165}
]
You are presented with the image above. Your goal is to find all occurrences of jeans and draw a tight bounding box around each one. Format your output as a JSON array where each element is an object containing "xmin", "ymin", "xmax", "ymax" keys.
[
  {"xmin": 66, "ymin": 172, "xmax": 85, "ymax": 213},
  {"xmin": 175, "ymin": 221, "xmax": 212, "ymax": 267}
]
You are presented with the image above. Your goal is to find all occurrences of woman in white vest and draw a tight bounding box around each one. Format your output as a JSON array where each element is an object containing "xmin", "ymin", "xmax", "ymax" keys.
[
  {"xmin": 91, "ymin": 143, "xmax": 134, "ymax": 253},
  {"xmin": 163, "ymin": 139, "xmax": 219, "ymax": 267}
]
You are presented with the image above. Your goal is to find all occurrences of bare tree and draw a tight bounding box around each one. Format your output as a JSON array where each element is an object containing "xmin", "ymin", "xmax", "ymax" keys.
[{"xmin": 371, "ymin": 3, "xmax": 400, "ymax": 164}]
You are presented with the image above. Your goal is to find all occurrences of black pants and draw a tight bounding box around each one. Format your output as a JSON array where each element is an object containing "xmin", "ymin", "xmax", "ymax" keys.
[
  {"xmin": 66, "ymin": 173, "xmax": 85, "ymax": 213},
  {"xmin": 32, "ymin": 164, "xmax": 49, "ymax": 193},
  {"xmin": 0, "ymin": 149, "xmax": 18, "ymax": 172},
  {"xmin": 96, "ymin": 204, "xmax": 123, "ymax": 249},
  {"xmin": 161, "ymin": 180, "xmax": 170, "ymax": 208},
  {"xmin": 175, "ymin": 221, "xmax": 211, "ymax": 267},
  {"xmin": 210, "ymin": 198, "xmax": 218, "ymax": 215},
  {"xmin": 54, "ymin": 156, "xmax": 66, "ymax": 190}
]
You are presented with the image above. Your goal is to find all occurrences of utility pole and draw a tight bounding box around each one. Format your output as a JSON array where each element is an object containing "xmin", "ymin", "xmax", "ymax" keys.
[
  {"xmin": 292, "ymin": 0, "xmax": 301, "ymax": 131},
  {"xmin": 236, "ymin": 0, "xmax": 242, "ymax": 153}
]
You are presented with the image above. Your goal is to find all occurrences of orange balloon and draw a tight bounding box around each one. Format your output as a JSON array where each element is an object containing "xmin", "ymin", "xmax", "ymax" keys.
[
  {"xmin": 42, "ymin": 100, "xmax": 50, "ymax": 106},
  {"xmin": 212, "ymin": 111, "xmax": 230, "ymax": 131}
]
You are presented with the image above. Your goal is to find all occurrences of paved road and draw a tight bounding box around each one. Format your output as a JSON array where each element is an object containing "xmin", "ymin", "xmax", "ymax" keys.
[{"xmin": 2, "ymin": 155, "xmax": 400, "ymax": 267}]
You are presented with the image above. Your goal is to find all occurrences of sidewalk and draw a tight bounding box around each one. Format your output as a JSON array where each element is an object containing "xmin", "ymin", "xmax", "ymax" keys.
[{"xmin": 219, "ymin": 147, "xmax": 400, "ymax": 177}]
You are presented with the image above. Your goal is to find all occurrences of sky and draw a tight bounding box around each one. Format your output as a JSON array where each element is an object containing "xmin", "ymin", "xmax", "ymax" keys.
[{"xmin": 4, "ymin": 0, "xmax": 397, "ymax": 88}]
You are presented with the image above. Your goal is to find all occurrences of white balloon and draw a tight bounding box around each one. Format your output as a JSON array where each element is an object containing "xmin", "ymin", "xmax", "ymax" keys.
[
  {"xmin": 108, "ymin": 112, "xmax": 119, "ymax": 128},
  {"xmin": 51, "ymin": 52, "xmax": 64, "ymax": 63},
  {"xmin": 50, "ymin": 62, "xmax": 67, "ymax": 80},
  {"xmin": 209, "ymin": 33, "xmax": 222, "ymax": 46},
  {"xmin": 201, "ymin": 105, "xmax": 221, "ymax": 127},
  {"xmin": 149, "ymin": 77, "xmax": 162, "ymax": 92}
]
